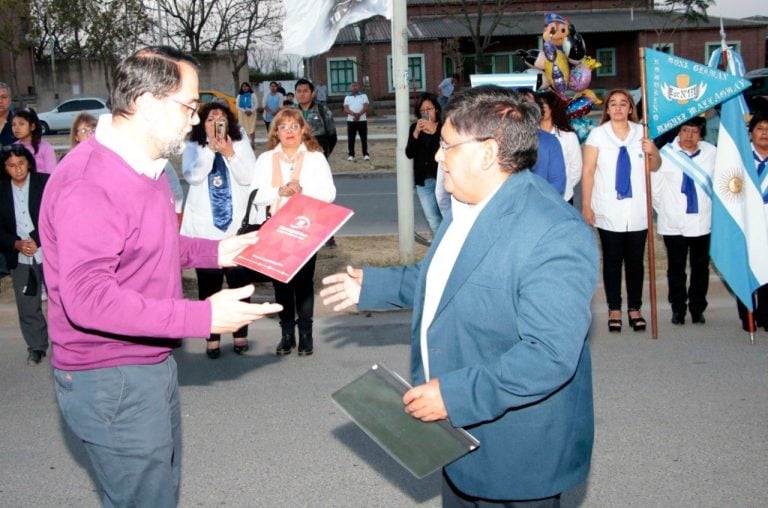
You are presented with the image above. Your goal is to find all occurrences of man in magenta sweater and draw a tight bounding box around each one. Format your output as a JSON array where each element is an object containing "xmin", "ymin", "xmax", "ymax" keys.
[{"xmin": 39, "ymin": 46, "xmax": 281, "ymax": 507}]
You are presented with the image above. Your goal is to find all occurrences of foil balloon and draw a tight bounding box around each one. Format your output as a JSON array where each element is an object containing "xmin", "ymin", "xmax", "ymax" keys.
[{"xmin": 568, "ymin": 62, "xmax": 591, "ymax": 92}]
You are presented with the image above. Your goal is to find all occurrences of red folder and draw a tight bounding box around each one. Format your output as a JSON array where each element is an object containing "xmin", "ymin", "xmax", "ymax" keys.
[{"xmin": 234, "ymin": 193, "xmax": 353, "ymax": 283}]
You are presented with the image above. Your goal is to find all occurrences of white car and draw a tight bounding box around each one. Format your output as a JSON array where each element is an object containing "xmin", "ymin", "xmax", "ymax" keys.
[{"xmin": 38, "ymin": 97, "xmax": 110, "ymax": 134}]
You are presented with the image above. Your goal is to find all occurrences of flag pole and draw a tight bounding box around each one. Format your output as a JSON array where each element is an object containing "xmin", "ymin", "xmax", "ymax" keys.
[
  {"xmin": 639, "ymin": 47, "xmax": 659, "ymax": 339},
  {"xmin": 719, "ymin": 19, "xmax": 756, "ymax": 344}
]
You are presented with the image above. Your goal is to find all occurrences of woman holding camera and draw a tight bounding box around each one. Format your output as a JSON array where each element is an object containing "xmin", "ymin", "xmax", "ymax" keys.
[{"xmin": 181, "ymin": 102, "xmax": 256, "ymax": 358}]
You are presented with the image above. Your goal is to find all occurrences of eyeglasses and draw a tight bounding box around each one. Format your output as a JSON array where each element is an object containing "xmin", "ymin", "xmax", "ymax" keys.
[
  {"xmin": 77, "ymin": 127, "xmax": 95, "ymax": 136},
  {"xmin": 438, "ymin": 137, "xmax": 490, "ymax": 152},
  {"xmin": 277, "ymin": 123, "xmax": 301, "ymax": 132},
  {"xmin": 419, "ymin": 107, "xmax": 435, "ymax": 114},
  {"xmin": 168, "ymin": 97, "xmax": 199, "ymax": 118}
]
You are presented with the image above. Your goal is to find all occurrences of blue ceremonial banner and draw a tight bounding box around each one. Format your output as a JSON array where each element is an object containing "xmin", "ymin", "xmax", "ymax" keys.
[
  {"xmin": 644, "ymin": 48, "xmax": 751, "ymax": 138},
  {"xmin": 709, "ymin": 61, "xmax": 768, "ymax": 310}
]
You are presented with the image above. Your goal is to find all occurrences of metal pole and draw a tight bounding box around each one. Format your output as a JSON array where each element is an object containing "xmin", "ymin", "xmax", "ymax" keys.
[
  {"xmin": 639, "ymin": 48, "xmax": 658, "ymax": 339},
  {"xmin": 391, "ymin": 0, "xmax": 415, "ymax": 263}
]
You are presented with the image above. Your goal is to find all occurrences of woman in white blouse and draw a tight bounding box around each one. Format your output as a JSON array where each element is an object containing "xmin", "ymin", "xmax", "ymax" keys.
[
  {"xmin": 181, "ymin": 102, "xmax": 257, "ymax": 358},
  {"xmin": 536, "ymin": 90, "xmax": 582, "ymax": 204},
  {"xmin": 249, "ymin": 108, "xmax": 336, "ymax": 356},
  {"xmin": 652, "ymin": 116, "xmax": 715, "ymax": 326},
  {"xmin": 581, "ymin": 89, "xmax": 660, "ymax": 333}
]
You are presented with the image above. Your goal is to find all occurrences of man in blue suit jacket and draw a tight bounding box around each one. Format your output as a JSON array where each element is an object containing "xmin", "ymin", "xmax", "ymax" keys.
[{"xmin": 322, "ymin": 86, "xmax": 598, "ymax": 504}]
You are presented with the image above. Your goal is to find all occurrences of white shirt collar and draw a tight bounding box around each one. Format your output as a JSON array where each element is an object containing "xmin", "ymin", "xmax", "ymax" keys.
[
  {"xmin": 94, "ymin": 114, "xmax": 168, "ymax": 179},
  {"xmin": 450, "ymin": 181, "xmax": 504, "ymax": 222}
]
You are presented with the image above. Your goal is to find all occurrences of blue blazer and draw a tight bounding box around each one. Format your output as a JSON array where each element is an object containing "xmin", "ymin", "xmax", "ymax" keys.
[
  {"xmin": 359, "ymin": 170, "xmax": 598, "ymax": 500},
  {"xmin": 531, "ymin": 129, "xmax": 566, "ymax": 196}
]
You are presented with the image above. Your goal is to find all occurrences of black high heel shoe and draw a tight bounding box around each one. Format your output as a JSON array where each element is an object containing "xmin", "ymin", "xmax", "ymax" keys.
[
  {"xmin": 233, "ymin": 339, "xmax": 249, "ymax": 355},
  {"xmin": 627, "ymin": 309, "xmax": 647, "ymax": 332},
  {"xmin": 206, "ymin": 337, "xmax": 221, "ymax": 359},
  {"xmin": 608, "ymin": 311, "xmax": 622, "ymax": 333}
]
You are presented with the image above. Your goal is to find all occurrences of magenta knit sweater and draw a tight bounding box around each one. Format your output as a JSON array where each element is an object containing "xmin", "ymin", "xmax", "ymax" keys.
[{"xmin": 39, "ymin": 138, "xmax": 219, "ymax": 370}]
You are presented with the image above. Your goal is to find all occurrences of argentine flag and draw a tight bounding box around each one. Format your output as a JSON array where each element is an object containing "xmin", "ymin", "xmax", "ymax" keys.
[{"xmin": 710, "ymin": 96, "xmax": 768, "ymax": 310}]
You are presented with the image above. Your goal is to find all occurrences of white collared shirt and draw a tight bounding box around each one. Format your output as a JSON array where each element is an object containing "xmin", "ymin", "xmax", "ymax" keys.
[
  {"xmin": 11, "ymin": 177, "xmax": 43, "ymax": 265},
  {"xmin": 652, "ymin": 138, "xmax": 716, "ymax": 236},
  {"xmin": 420, "ymin": 186, "xmax": 501, "ymax": 380},
  {"xmin": 95, "ymin": 114, "xmax": 168, "ymax": 180}
]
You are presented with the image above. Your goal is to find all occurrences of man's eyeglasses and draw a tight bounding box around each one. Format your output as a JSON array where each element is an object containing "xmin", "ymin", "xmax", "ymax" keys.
[
  {"xmin": 168, "ymin": 97, "xmax": 199, "ymax": 118},
  {"xmin": 277, "ymin": 123, "xmax": 301, "ymax": 132},
  {"xmin": 438, "ymin": 137, "xmax": 490, "ymax": 152}
]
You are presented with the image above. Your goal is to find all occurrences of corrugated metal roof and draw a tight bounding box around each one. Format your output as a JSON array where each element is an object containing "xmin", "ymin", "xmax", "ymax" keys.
[{"xmin": 334, "ymin": 9, "xmax": 767, "ymax": 44}]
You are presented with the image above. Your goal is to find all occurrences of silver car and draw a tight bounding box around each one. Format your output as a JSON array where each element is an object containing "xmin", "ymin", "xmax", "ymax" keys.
[{"xmin": 38, "ymin": 97, "xmax": 110, "ymax": 134}]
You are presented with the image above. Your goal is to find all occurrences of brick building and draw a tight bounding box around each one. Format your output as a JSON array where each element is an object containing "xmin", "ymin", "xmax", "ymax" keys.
[{"xmin": 306, "ymin": 0, "xmax": 768, "ymax": 102}]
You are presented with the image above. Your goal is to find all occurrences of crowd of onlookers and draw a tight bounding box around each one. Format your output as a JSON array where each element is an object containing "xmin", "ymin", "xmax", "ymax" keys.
[{"xmin": 2, "ymin": 73, "xmax": 768, "ymax": 370}]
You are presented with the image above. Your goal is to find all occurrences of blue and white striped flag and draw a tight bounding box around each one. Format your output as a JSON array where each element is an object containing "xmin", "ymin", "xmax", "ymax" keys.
[{"xmin": 710, "ymin": 83, "xmax": 768, "ymax": 310}]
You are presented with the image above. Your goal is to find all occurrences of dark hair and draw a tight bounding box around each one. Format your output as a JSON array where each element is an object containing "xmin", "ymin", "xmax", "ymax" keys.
[
  {"xmin": 295, "ymin": 78, "xmax": 314, "ymax": 92},
  {"xmin": 413, "ymin": 92, "xmax": 441, "ymax": 119},
  {"xmin": 110, "ymin": 46, "xmax": 199, "ymax": 119},
  {"xmin": 600, "ymin": 89, "xmax": 639, "ymax": 124},
  {"xmin": 266, "ymin": 108, "xmax": 323, "ymax": 153},
  {"xmin": 679, "ymin": 115, "xmax": 707, "ymax": 138},
  {"xmin": 443, "ymin": 85, "xmax": 539, "ymax": 173},
  {"xmin": 187, "ymin": 102, "xmax": 242, "ymax": 146},
  {"xmin": 1, "ymin": 144, "xmax": 37, "ymax": 176},
  {"xmin": 12, "ymin": 108, "xmax": 42, "ymax": 154},
  {"xmin": 535, "ymin": 90, "xmax": 574, "ymax": 133},
  {"xmin": 239, "ymin": 82, "xmax": 252, "ymax": 92},
  {"xmin": 749, "ymin": 111, "xmax": 768, "ymax": 133},
  {"xmin": 269, "ymin": 81, "xmax": 279, "ymax": 88}
]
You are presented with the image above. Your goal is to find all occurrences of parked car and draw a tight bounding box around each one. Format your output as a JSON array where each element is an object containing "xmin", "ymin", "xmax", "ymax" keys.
[
  {"xmin": 37, "ymin": 97, "xmax": 110, "ymax": 134},
  {"xmin": 199, "ymin": 89, "xmax": 239, "ymax": 120},
  {"xmin": 745, "ymin": 68, "xmax": 768, "ymax": 113}
]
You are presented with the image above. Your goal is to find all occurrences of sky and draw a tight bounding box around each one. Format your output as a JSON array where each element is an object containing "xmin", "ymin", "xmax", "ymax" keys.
[{"xmin": 707, "ymin": 0, "xmax": 766, "ymax": 19}]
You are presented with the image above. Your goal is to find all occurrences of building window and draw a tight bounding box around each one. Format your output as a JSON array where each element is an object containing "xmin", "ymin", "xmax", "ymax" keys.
[
  {"xmin": 387, "ymin": 54, "xmax": 425, "ymax": 93},
  {"xmin": 705, "ymin": 41, "xmax": 741, "ymax": 64},
  {"xmin": 652, "ymin": 43, "xmax": 674, "ymax": 55},
  {"xmin": 595, "ymin": 48, "xmax": 616, "ymax": 77},
  {"xmin": 328, "ymin": 58, "xmax": 357, "ymax": 95}
]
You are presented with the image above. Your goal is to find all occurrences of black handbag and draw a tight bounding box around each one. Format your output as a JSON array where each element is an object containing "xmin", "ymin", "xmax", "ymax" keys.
[
  {"xmin": 23, "ymin": 260, "xmax": 39, "ymax": 296},
  {"xmin": 237, "ymin": 188, "xmax": 269, "ymax": 234},
  {"xmin": 233, "ymin": 189, "xmax": 273, "ymax": 283}
]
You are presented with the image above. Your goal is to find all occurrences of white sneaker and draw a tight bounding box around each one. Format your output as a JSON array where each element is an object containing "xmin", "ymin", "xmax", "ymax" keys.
[
  {"xmin": 363, "ymin": 155, "xmax": 370, "ymax": 161},
  {"xmin": 347, "ymin": 156, "xmax": 355, "ymax": 161}
]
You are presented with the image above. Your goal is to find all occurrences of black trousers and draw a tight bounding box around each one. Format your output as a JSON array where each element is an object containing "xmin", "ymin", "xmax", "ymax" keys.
[
  {"xmin": 272, "ymin": 254, "xmax": 317, "ymax": 335},
  {"xmin": 597, "ymin": 228, "xmax": 647, "ymax": 311},
  {"xmin": 346, "ymin": 121, "xmax": 368, "ymax": 157},
  {"xmin": 196, "ymin": 267, "xmax": 250, "ymax": 339},
  {"xmin": 737, "ymin": 284, "xmax": 768, "ymax": 328},
  {"xmin": 662, "ymin": 234, "xmax": 710, "ymax": 316},
  {"xmin": 441, "ymin": 472, "xmax": 561, "ymax": 508}
]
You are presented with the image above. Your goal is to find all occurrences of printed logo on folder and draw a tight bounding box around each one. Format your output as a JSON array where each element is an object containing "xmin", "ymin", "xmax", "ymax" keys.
[{"xmin": 235, "ymin": 194, "xmax": 353, "ymax": 283}]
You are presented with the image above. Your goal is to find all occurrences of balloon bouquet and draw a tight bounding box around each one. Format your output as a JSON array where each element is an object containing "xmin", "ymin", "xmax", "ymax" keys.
[{"xmin": 516, "ymin": 12, "xmax": 602, "ymax": 142}]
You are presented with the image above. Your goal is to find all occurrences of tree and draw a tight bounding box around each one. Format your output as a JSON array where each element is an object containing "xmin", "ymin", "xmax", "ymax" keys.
[
  {"xmin": 28, "ymin": 0, "xmax": 151, "ymax": 94},
  {"xmin": 648, "ymin": 0, "xmax": 713, "ymax": 47},
  {"xmin": 436, "ymin": 0, "xmax": 516, "ymax": 74},
  {"xmin": 0, "ymin": 0, "xmax": 34, "ymax": 95},
  {"xmin": 157, "ymin": 0, "xmax": 281, "ymax": 91}
]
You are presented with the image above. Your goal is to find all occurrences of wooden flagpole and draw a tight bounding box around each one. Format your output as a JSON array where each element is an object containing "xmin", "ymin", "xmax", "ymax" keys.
[{"xmin": 639, "ymin": 47, "xmax": 659, "ymax": 339}]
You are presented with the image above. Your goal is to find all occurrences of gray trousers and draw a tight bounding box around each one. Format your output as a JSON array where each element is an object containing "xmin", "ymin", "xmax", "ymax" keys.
[
  {"xmin": 53, "ymin": 356, "xmax": 181, "ymax": 507},
  {"xmin": 10, "ymin": 262, "xmax": 48, "ymax": 353}
]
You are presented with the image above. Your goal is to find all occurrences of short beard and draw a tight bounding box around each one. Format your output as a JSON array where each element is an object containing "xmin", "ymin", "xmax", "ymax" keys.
[{"xmin": 149, "ymin": 125, "xmax": 189, "ymax": 159}]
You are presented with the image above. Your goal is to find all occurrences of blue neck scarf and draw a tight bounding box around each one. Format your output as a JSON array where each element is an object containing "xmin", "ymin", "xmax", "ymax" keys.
[
  {"xmin": 238, "ymin": 91, "xmax": 253, "ymax": 109},
  {"xmin": 755, "ymin": 151, "xmax": 767, "ymax": 177},
  {"xmin": 615, "ymin": 146, "xmax": 632, "ymax": 200},
  {"xmin": 209, "ymin": 153, "xmax": 232, "ymax": 231},
  {"xmin": 681, "ymin": 149, "xmax": 701, "ymax": 214}
]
